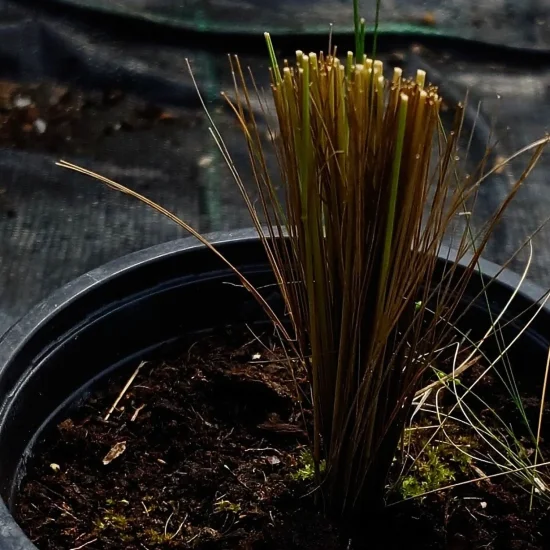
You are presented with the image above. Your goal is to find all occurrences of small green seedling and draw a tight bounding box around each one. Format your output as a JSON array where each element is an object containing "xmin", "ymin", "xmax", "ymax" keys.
[{"xmin": 292, "ymin": 450, "xmax": 326, "ymax": 482}]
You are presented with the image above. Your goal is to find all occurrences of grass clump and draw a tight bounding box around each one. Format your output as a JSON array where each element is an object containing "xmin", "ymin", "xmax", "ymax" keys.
[
  {"xmin": 57, "ymin": 0, "xmax": 550, "ymax": 527},
  {"xmin": 214, "ymin": 24, "xmax": 545, "ymax": 517},
  {"xmin": 214, "ymin": 17, "xmax": 547, "ymax": 516}
]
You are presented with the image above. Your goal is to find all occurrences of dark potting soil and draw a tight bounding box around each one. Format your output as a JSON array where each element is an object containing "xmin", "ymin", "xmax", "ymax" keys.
[{"xmin": 13, "ymin": 328, "xmax": 550, "ymax": 550}]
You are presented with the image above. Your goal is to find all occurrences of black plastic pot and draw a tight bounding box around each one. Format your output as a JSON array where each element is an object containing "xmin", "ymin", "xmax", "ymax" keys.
[{"xmin": 0, "ymin": 229, "xmax": 548, "ymax": 549}]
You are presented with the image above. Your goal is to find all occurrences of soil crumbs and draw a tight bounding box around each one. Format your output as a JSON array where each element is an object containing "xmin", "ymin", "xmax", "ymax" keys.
[{"xmin": 15, "ymin": 328, "xmax": 550, "ymax": 550}]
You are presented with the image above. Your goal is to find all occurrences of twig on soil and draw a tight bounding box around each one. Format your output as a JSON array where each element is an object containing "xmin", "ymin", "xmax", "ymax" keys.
[
  {"xmin": 219, "ymin": 427, "xmax": 235, "ymax": 443},
  {"xmin": 191, "ymin": 405, "xmax": 216, "ymax": 428},
  {"xmin": 69, "ymin": 538, "xmax": 97, "ymax": 550},
  {"xmin": 186, "ymin": 340, "xmax": 200, "ymax": 362},
  {"xmin": 131, "ymin": 404, "xmax": 146, "ymax": 422},
  {"xmin": 186, "ymin": 534, "xmax": 200, "ymax": 544},
  {"xmin": 105, "ymin": 362, "xmax": 146, "ymax": 421},
  {"xmin": 470, "ymin": 464, "xmax": 493, "ymax": 485},
  {"xmin": 164, "ymin": 512, "xmax": 174, "ymax": 538},
  {"xmin": 248, "ymin": 358, "xmax": 299, "ymax": 365},
  {"xmin": 37, "ymin": 481, "xmax": 66, "ymax": 501},
  {"xmin": 102, "ymin": 441, "xmax": 127, "ymax": 465},
  {"xmin": 170, "ymin": 516, "xmax": 187, "ymax": 540},
  {"xmin": 464, "ymin": 506, "xmax": 478, "ymax": 522},
  {"xmin": 52, "ymin": 502, "xmax": 79, "ymax": 522}
]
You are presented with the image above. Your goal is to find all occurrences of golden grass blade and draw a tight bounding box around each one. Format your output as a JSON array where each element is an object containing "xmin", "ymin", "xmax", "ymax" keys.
[{"xmin": 55, "ymin": 160, "xmax": 291, "ymax": 343}]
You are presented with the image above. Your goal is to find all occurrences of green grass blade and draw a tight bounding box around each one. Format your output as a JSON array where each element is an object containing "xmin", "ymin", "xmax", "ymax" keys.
[
  {"xmin": 371, "ymin": 0, "xmax": 382, "ymax": 61},
  {"xmin": 353, "ymin": 0, "xmax": 362, "ymax": 60},
  {"xmin": 379, "ymin": 95, "xmax": 409, "ymax": 307},
  {"xmin": 265, "ymin": 32, "xmax": 282, "ymax": 86}
]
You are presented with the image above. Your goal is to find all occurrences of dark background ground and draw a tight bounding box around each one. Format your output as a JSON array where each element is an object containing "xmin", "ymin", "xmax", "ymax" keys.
[{"xmin": 0, "ymin": 0, "xmax": 549, "ymax": 335}]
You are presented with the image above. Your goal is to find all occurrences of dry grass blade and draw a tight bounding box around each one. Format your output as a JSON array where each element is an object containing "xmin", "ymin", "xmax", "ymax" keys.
[
  {"xmin": 531, "ymin": 347, "xmax": 550, "ymax": 508},
  {"xmin": 55, "ymin": 160, "xmax": 292, "ymax": 345}
]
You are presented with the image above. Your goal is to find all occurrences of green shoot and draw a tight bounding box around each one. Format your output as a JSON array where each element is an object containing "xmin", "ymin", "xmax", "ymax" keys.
[
  {"xmin": 214, "ymin": 500, "xmax": 241, "ymax": 514},
  {"xmin": 371, "ymin": 0, "xmax": 382, "ymax": 61},
  {"xmin": 292, "ymin": 449, "xmax": 326, "ymax": 482},
  {"xmin": 264, "ymin": 32, "xmax": 282, "ymax": 86},
  {"xmin": 353, "ymin": 0, "xmax": 363, "ymax": 61}
]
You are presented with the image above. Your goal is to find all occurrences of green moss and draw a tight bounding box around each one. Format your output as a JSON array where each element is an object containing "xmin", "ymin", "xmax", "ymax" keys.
[
  {"xmin": 103, "ymin": 513, "xmax": 129, "ymax": 530},
  {"xmin": 145, "ymin": 529, "xmax": 172, "ymax": 544},
  {"xmin": 399, "ymin": 443, "xmax": 471, "ymax": 499},
  {"xmin": 93, "ymin": 519, "xmax": 106, "ymax": 531},
  {"xmin": 214, "ymin": 500, "xmax": 241, "ymax": 514},
  {"xmin": 291, "ymin": 449, "xmax": 326, "ymax": 482}
]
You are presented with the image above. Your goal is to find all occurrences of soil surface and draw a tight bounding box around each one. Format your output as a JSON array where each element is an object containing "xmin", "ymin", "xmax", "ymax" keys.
[{"xmin": 14, "ymin": 328, "xmax": 550, "ymax": 549}]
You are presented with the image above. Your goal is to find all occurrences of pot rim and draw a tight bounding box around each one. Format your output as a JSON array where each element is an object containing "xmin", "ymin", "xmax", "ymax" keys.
[{"xmin": 0, "ymin": 229, "xmax": 547, "ymax": 362}]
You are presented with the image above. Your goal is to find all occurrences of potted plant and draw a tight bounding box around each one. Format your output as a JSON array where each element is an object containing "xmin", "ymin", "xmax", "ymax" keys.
[{"xmin": 1, "ymin": 1, "xmax": 550, "ymax": 548}]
